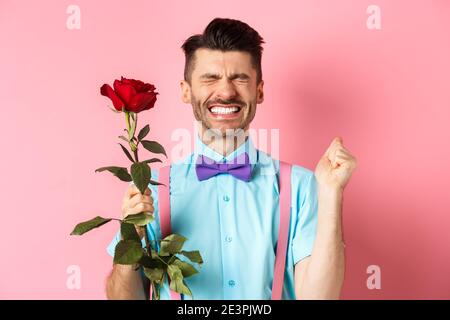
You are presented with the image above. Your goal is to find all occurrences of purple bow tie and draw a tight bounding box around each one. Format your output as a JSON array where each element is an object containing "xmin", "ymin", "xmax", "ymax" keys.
[{"xmin": 195, "ymin": 152, "xmax": 252, "ymax": 182}]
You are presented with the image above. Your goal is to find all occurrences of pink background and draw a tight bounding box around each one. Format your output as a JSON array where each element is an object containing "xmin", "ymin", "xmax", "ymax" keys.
[{"xmin": 1, "ymin": 0, "xmax": 449, "ymax": 299}]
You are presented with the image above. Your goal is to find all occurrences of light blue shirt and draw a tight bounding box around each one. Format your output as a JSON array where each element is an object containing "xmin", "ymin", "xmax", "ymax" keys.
[{"xmin": 107, "ymin": 135, "xmax": 318, "ymax": 300}]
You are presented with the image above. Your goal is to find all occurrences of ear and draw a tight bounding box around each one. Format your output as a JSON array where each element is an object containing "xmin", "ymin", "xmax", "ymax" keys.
[
  {"xmin": 256, "ymin": 80, "xmax": 264, "ymax": 104},
  {"xmin": 180, "ymin": 80, "xmax": 191, "ymax": 104}
]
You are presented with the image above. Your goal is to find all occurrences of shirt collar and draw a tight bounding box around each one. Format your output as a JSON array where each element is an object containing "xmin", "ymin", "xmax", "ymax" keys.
[{"xmin": 193, "ymin": 133, "xmax": 258, "ymax": 169}]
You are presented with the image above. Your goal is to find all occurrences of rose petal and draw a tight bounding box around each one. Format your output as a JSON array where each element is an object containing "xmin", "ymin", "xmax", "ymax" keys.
[
  {"xmin": 121, "ymin": 77, "xmax": 156, "ymax": 93},
  {"xmin": 141, "ymin": 83, "xmax": 156, "ymax": 92},
  {"xmin": 140, "ymin": 94, "xmax": 157, "ymax": 112},
  {"xmin": 113, "ymin": 79, "xmax": 136, "ymax": 106},
  {"xmin": 100, "ymin": 84, "xmax": 124, "ymax": 111},
  {"xmin": 128, "ymin": 92, "xmax": 157, "ymax": 113}
]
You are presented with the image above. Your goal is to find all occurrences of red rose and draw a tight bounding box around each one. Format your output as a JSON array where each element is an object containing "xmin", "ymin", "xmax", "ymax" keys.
[{"xmin": 100, "ymin": 76, "xmax": 159, "ymax": 113}]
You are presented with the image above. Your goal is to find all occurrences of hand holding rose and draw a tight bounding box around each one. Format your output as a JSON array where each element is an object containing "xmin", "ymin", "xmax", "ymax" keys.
[{"xmin": 71, "ymin": 76, "xmax": 203, "ymax": 300}]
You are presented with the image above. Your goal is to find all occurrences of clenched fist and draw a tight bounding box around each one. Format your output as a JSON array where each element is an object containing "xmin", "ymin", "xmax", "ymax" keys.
[
  {"xmin": 315, "ymin": 137, "xmax": 357, "ymax": 193},
  {"xmin": 121, "ymin": 184, "xmax": 154, "ymax": 239}
]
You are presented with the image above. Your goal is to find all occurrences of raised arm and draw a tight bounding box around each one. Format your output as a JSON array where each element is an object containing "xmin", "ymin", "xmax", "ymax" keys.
[{"xmin": 295, "ymin": 137, "xmax": 357, "ymax": 299}]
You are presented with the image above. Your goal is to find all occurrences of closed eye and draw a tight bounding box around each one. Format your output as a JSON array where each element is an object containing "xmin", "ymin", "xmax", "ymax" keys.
[
  {"xmin": 230, "ymin": 74, "xmax": 250, "ymax": 81},
  {"xmin": 200, "ymin": 74, "xmax": 221, "ymax": 81},
  {"xmin": 199, "ymin": 73, "xmax": 251, "ymax": 82}
]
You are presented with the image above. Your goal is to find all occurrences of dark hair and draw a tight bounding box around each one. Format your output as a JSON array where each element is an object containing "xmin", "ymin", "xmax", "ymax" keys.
[{"xmin": 181, "ymin": 18, "xmax": 265, "ymax": 85}]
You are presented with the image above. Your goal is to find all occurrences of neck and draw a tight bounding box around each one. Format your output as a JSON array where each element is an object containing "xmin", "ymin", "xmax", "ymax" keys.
[{"xmin": 198, "ymin": 127, "xmax": 249, "ymax": 157}]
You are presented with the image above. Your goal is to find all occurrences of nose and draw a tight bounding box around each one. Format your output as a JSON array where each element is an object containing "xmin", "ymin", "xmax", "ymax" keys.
[{"xmin": 216, "ymin": 78, "xmax": 237, "ymax": 100}]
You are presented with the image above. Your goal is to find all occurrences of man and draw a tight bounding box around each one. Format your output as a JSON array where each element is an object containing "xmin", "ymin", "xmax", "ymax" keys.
[{"xmin": 105, "ymin": 17, "xmax": 357, "ymax": 300}]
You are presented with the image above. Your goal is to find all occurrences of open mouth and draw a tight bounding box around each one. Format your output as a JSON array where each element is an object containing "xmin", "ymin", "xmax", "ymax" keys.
[{"xmin": 207, "ymin": 105, "xmax": 242, "ymax": 115}]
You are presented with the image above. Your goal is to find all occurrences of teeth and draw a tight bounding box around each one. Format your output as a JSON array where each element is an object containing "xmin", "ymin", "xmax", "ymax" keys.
[{"xmin": 210, "ymin": 106, "xmax": 240, "ymax": 114}]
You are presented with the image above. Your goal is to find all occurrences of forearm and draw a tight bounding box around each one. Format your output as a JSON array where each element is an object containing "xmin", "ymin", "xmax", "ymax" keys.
[
  {"xmin": 106, "ymin": 264, "xmax": 147, "ymax": 300},
  {"xmin": 299, "ymin": 188, "xmax": 345, "ymax": 299}
]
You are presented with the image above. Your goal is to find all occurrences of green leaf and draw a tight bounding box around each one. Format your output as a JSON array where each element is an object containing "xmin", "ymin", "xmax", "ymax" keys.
[
  {"xmin": 150, "ymin": 249, "xmax": 160, "ymax": 259},
  {"xmin": 167, "ymin": 255, "xmax": 177, "ymax": 264},
  {"xmin": 123, "ymin": 212, "xmax": 154, "ymax": 226},
  {"xmin": 118, "ymin": 135, "xmax": 129, "ymax": 143},
  {"xmin": 167, "ymin": 264, "xmax": 192, "ymax": 296},
  {"xmin": 140, "ymin": 255, "xmax": 164, "ymax": 269},
  {"xmin": 139, "ymin": 254, "xmax": 153, "ymax": 266},
  {"xmin": 180, "ymin": 250, "xmax": 204, "ymax": 265},
  {"xmin": 70, "ymin": 216, "xmax": 112, "ymax": 235},
  {"xmin": 141, "ymin": 140, "xmax": 167, "ymax": 157},
  {"xmin": 113, "ymin": 240, "xmax": 143, "ymax": 265},
  {"xmin": 143, "ymin": 267, "xmax": 164, "ymax": 283},
  {"xmin": 95, "ymin": 166, "xmax": 132, "ymax": 182},
  {"xmin": 142, "ymin": 158, "xmax": 162, "ymax": 164},
  {"xmin": 119, "ymin": 143, "xmax": 135, "ymax": 163},
  {"xmin": 171, "ymin": 278, "xmax": 192, "ymax": 296},
  {"xmin": 150, "ymin": 249, "xmax": 171, "ymax": 263},
  {"xmin": 130, "ymin": 162, "xmax": 151, "ymax": 194},
  {"xmin": 171, "ymin": 258, "xmax": 198, "ymax": 278},
  {"xmin": 138, "ymin": 124, "xmax": 150, "ymax": 141},
  {"xmin": 160, "ymin": 234, "xmax": 187, "ymax": 256},
  {"xmin": 167, "ymin": 264, "xmax": 182, "ymax": 281},
  {"xmin": 149, "ymin": 179, "xmax": 164, "ymax": 186},
  {"xmin": 120, "ymin": 222, "xmax": 141, "ymax": 242},
  {"xmin": 161, "ymin": 255, "xmax": 176, "ymax": 265}
]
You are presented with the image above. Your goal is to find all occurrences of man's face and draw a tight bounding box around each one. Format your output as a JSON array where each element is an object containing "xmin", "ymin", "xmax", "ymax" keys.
[{"xmin": 180, "ymin": 48, "xmax": 264, "ymax": 136}]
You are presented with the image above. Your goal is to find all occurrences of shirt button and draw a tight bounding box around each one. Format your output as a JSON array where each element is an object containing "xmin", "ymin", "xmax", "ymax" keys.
[
  {"xmin": 228, "ymin": 280, "xmax": 236, "ymax": 287},
  {"xmin": 223, "ymin": 195, "xmax": 230, "ymax": 202},
  {"xmin": 225, "ymin": 236, "xmax": 233, "ymax": 242}
]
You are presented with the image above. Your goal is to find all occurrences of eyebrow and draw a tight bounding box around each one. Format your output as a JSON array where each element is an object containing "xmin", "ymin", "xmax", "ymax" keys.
[{"xmin": 199, "ymin": 72, "xmax": 251, "ymax": 80}]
